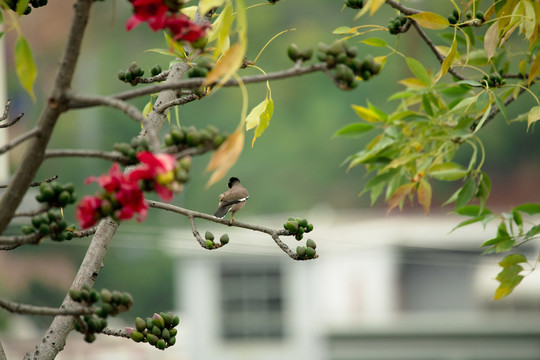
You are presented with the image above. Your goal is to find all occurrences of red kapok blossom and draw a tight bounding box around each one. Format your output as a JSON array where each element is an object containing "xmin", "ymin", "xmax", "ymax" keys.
[
  {"xmin": 130, "ymin": 151, "xmax": 177, "ymax": 201},
  {"xmin": 85, "ymin": 163, "xmax": 127, "ymax": 193},
  {"xmin": 165, "ymin": 14, "xmax": 209, "ymax": 42},
  {"xmin": 76, "ymin": 195, "xmax": 103, "ymax": 229},
  {"xmin": 126, "ymin": 0, "xmax": 169, "ymax": 31},
  {"xmin": 114, "ymin": 179, "xmax": 149, "ymax": 222}
]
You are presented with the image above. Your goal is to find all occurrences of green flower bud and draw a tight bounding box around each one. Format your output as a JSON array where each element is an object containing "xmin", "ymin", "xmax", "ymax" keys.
[
  {"xmin": 205, "ymin": 231, "xmax": 214, "ymax": 241},
  {"xmin": 296, "ymin": 246, "xmax": 306, "ymax": 259},
  {"xmin": 146, "ymin": 333, "xmax": 159, "ymax": 345},
  {"xmin": 220, "ymin": 233, "xmax": 229, "ymax": 245},
  {"xmin": 100, "ymin": 288, "xmax": 112, "ymax": 303},
  {"xmin": 146, "ymin": 317, "xmax": 154, "ymax": 330},
  {"xmin": 205, "ymin": 239, "xmax": 214, "ymax": 249},
  {"xmin": 163, "ymin": 312, "xmax": 174, "ymax": 327},
  {"xmin": 161, "ymin": 328, "xmax": 171, "ymax": 341},
  {"xmin": 135, "ymin": 317, "xmax": 146, "ymax": 332},
  {"xmin": 89, "ymin": 289, "xmax": 100, "ymax": 304},
  {"xmin": 152, "ymin": 325, "xmax": 162, "ymax": 337},
  {"xmin": 172, "ymin": 315, "xmax": 180, "ymax": 327},
  {"xmin": 169, "ymin": 328, "xmax": 178, "ymax": 337},
  {"xmin": 168, "ymin": 336, "xmax": 177, "ymax": 346},
  {"xmin": 130, "ymin": 330, "xmax": 145, "ymax": 342},
  {"xmin": 69, "ymin": 289, "xmax": 81, "ymax": 302},
  {"xmin": 118, "ymin": 70, "xmax": 126, "ymax": 81},
  {"xmin": 153, "ymin": 313, "xmax": 165, "ymax": 329},
  {"xmin": 111, "ymin": 290, "xmax": 122, "ymax": 304},
  {"xmin": 306, "ymin": 224, "xmax": 314, "ymax": 233},
  {"xmin": 156, "ymin": 339, "xmax": 167, "ymax": 350},
  {"xmin": 84, "ymin": 333, "xmax": 96, "ymax": 343},
  {"xmin": 306, "ymin": 247, "xmax": 316, "ymax": 259},
  {"xmin": 287, "ymin": 43, "xmax": 301, "ymax": 62},
  {"xmin": 121, "ymin": 292, "xmax": 134, "ymax": 307},
  {"xmin": 306, "ymin": 239, "xmax": 317, "ymax": 249},
  {"xmin": 285, "ymin": 221, "xmax": 299, "ymax": 234},
  {"xmin": 298, "ymin": 218, "xmax": 308, "ymax": 228}
]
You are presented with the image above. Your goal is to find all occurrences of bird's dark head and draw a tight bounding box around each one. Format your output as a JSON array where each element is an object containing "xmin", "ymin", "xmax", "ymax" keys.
[{"xmin": 228, "ymin": 177, "xmax": 240, "ymax": 188}]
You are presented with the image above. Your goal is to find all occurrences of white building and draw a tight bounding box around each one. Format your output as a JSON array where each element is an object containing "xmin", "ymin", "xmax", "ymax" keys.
[{"xmin": 162, "ymin": 209, "xmax": 540, "ymax": 360}]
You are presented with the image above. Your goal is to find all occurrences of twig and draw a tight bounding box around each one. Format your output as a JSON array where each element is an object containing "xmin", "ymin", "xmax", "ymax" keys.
[
  {"xmin": 385, "ymin": 0, "xmax": 420, "ymax": 15},
  {"xmin": 0, "ymin": 233, "xmax": 42, "ymax": 247},
  {"xmin": 0, "ymin": 175, "xmax": 58, "ymax": 189},
  {"xmin": 0, "ymin": 128, "xmax": 40, "ymax": 155},
  {"xmin": 71, "ymin": 63, "xmax": 329, "ymax": 105},
  {"xmin": 128, "ymin": 70, "xmax": 170, "ymax": 84},
  {"xmin": 0, "ymin": 113, "xmax": 24, "ymax": 129},
  {"xmin": 44, "ymin": 149, "xmax": 130, "ymax": 164},
  {"xmin": 0, "ymin": 99, "xmax": 10, "ymax": 121},
  {"xmin": 188, "ymin": 214, "xmax": 209, "ymax": 248},
  {"xmin": 410, "ymin": 21, "xmax": 466, "ymax": 81},
  {"xmin": 101, "ymin": 327, "xmax": 129, "ymax": 339},
  {"xmin": 153, "ymin": 94, "xmax": 201, "ymax": 113},
  {"xmin": 0, "ymin": 297, "xmax": 95, "ymax": 316}
]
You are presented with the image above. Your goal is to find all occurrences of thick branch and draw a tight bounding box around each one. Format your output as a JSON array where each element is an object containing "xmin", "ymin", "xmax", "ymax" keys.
[
  {"xmin": 385, "ymin": 0, "xmax": 420, "ymax": 15},
  {"xmin": 26, "ymin": 218, "xmax": 118, "ymax": 360},
  {"xmin": 0, "ymin": 298, "xmax": 94, "ymax": 316},
  {"xmin": 0, "ymin": 0, "xmax": 94, "ymax": 234}
]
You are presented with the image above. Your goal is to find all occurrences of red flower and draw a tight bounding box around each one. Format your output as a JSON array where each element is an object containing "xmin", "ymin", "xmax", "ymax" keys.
[
  {"xmin": 165, "ymin": 14, "xmax": 208, "ymax": 42},
  {"xmin": 126, "ymin": 0, "xmax": 169, "ymax": 31},
  {"xmin": 130, "ymin": 152, "xmax": 177, "ymax": 201},
  {"xmin": 76, "ymin": 195, "xmax": 103, "ymax": 229},
  {"xmin": 114, "ymin": 179, "xmax": 149, "ymax": 222},
  {"xmin": 85, "ymin": 163, "xmax": 126, "ymax": 193}
]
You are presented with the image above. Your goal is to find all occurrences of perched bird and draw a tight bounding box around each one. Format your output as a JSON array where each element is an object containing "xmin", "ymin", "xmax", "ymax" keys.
[{"xmin": 213, "ymin": 177, "xmax": 249, "ymax": 223}]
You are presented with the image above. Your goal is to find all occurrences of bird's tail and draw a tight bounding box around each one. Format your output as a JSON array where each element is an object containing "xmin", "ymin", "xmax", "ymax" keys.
[{"xmin": 214, "ymin": 206, "xmax": 230, "ymax": 218}]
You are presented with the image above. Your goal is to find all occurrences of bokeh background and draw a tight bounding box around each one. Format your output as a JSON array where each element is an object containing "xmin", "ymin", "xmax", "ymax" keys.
[{"xmin": 2, "ymin": 1, "xmax": 540, "ymax": 359}]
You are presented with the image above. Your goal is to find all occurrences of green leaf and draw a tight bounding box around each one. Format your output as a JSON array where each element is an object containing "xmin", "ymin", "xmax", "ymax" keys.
[
  {"xmin": 499, "ymin": 253, "xmax": 527, "ymax": 268},
  {"xmin": 456, "ymin": 80, "xmax": 482, "ymax": 87},
  {"xmin": 493, "ymin": 94, "xmax": 508, "ymax": 122},
  {"xmin": 494, "ymin": 264, "xmax": 523, "ymax": 299},
  {"xmin": 405, "ymin": 57, "xmax": 431, "ymax": 87},
  {"xmin": 352, "ymin": 104, "xmax": 385, "ymax": 123},
  {"xmin": 484, "ymin": 20, "xmax": 499, "ymax": 61},
  {"xmin": 333, "ymin": 26, "xmax": 354, "ymax": 34},
  {"xmin": 409, "ymin": 12, "xmax": 450, "ymax": 30},
  {"xmin": 527, "ymin": 106, "xmax": 540, "ymax": 131},
  {"xmin": 334, "ymin": 123, "xmax": 375, "ymax": 138},
  {"xmin": 514, "ymin": 203, "xmax": 540, "ymax": 215},
  {"xmin": 14, "ymin": 35, "xmax": 37, "ymax": 101},
  {"xmin": 429, "ymin": 163, "xmax": 467, "ymax": 181},
  {"xmin": 361, "ymin": 38, "xmax": 387, "ymax": 47},
  {"xmin": 455, "ymin": 205, "xmax": 491, "ymax": 217},
  {"xmin": 456, "ymin": 178, "xmax": 476, "ymax": 209},
  {"xmin": 495, "ymin": 238, "xmax": 515, "ymax": 253},
  {"xmin": 16, "ymin": 0, "xmax": 30, "ymax": 15},
  {"xmin": 525, "ymin": 224, "xmax": 540, "ymax": 239}
]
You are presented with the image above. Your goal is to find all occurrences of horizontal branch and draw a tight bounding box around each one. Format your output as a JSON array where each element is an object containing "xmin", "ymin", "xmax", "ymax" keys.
[
  {"xmin": 153, "ymin": 93, "xmax": 201, "ymax": 113},
  {"xmin": 148, "ymin": 200, "xmax": 314, "ymax": 260},
  {"xmin": 71, "ymin": 63, "xmax": 329, "ymax": 106},
  {"xmin": 44, "ymin": 149, "xmax": 129, "ymax": 163},
  {"xmin": 101, "ymin": 327, "xmax": 129, "ymax": 339},
  {"xmin": 0, "ymin": 175, "xmax": 58, "ymax": 189},
  {"xmin": 0, "ymin": 128, "xmax": 40, "ymax": 155},
  {"xmin": 0, "ymin": 297, "xmax": 95, "ymax": 316},
  {"xmin": 385, "ymin": 0, "xmax": 420, "ymax": 15}
]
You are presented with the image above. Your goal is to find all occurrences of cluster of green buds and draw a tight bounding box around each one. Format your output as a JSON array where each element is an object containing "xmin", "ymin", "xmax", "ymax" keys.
[
  {"xmin": 118, "ymin": 62, "xmax": 145, "ymax": 84},
  {"xmin": 70, "ymin": 286, "xmax": 134, "ymax": 343},
  {"xmin": 482, "ymin": 73, "xmax": 505, "ymax": 88},
  {"xmin": 344, "ymin": 0, "xmax": 363, "ymax": 9},
  {"xmin": 296, "ymin": 239, "xmax": 317, "ymax": 260},
  {"xmin": 113, "ymin": 136, "xmax": 151, "ymax": 165},
  {"xmin": 287, "ymin": 43, "xmax": 313, "ymax": 63},
  {"xmin": 317, "ymin": 42, "xmax": 381, "ymax": 89},
  {"xmin": 22, "ymin": 209, "xmax": 75, "ymax": 241},
  {"xmin": 283, "ymin": 217, "xmax": 313, "ymax": 240},
  {"xmin": 36, "ymin": 181, "xmax": 77, "ymax": 208},
  {"xmin": 388, "ymin": 15, "xmax": 407, "ymax": 35},
  {"xmin": 447, "ymin": 9, "xmax": 484, "ymax": 25},
  {"xmin": 128, "ymin": 312, "xmax": 180, "ymax": 350},
  {"xmin": 204, "ymin": 231, "xmax": 229, "ymax": 249},
  {"xmin": 186, "ymin": 57, "xmax": 215, "ymax": 78},
  {"xmin": 150, "ymin": 64, "xmax": 163, "ymax": 77},
  {"xmin": 164, "ymin": 125, "xmax": 226, "ymax": 150},
  {"xmin": 5, "ymin": 0, "xmax": 48, "ymax": 15}
]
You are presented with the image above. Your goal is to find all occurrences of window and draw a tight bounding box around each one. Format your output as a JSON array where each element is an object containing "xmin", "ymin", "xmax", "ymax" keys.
[{"xmin": 220, "ymin": 261, "xmax": 284, "ymax": 340}]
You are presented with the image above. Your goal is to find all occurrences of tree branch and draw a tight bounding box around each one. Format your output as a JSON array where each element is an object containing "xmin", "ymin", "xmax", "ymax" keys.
[
  {"xmin": 0, "ymin": 175, "xmax": 58, "ymax": 189},
  {"xmin": 385, "ymin": 0, "xmax": 420, "ymax": 15},
  {"xmin": 0, "ymin": 0, "xmax": 94, "ymax": 235},
  {"xmin": 44, "ymin": 149, "xmax": 129, "ymax": 164},
  {"xmin": 153, "ymin": 93, "xmax": 201, "ymax": 113},
  {"xmin": 0, "ymin": 297, "xmax": 95, "ymax": 316},
  {"xmin": 147, "ymin": 200, "xmax": 311, "ymax": 260},
  {"xmin": 0, "ymin": 127, "xmax": 39, "ymax": 155},
  {"xmin": 71, "ymin": 63, "xmax": 329, "ymax": 105},
  {"xmin": 101, "ymin": 327, "xmax": 129, "ymax": 339},
  {"xmin": 0, "ymin": 112, "xmax": 24, "ymax": 129}
]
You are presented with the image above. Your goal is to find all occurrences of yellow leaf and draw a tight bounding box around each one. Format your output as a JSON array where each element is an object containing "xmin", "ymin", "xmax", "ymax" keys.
[
  {"xmin": 200, "ymin": 0, "xmax": 226, "ymax": 16},
  {"xmin": 398, "ymin": 77, "xmax": 427, "ymax": 90},
  {"xmin": 484, "ymin": 21, "xmax": 499, "ymax": 60},
  {"xmin": 352, "ymin": 105, "xmax": 383, "ymax": 122},
  {"xmin": 527, "ymin": 106, "xmax": 540, "ymax": 131},
  {"xmin": 14, "ymin": 35, "xmax": 37, "ymax": 102},
  {"xmin": 417, "ymin": 180, "xmax": 432, "ymax": 215},
  {"xmin": 387, "ymin": 183, "xmax": 416, "ymax": 213},
  {"xmin": 434, "ymin": 37, "xmax": 458, "ymax": 83},
  {"xmin": 246, "ymin": 97, "xmax": 274, "ymax": 147},
  {"xmin": 206, "ymin": 128, "xmax": 244, "ymax": 187},
  {"xmin": 529, "ymin": 54, "xmax": 540, "ymax": 86},
  {"xmin": 204, "ymin": 42, "xmax": 245, "ymax": 86},
  {"xmin": 409, "ymin": 12, "xmax": 449, "ymax": 30},
  {"xmin": 180, "ymin": 6, "xmax": 198, "ymax": 19},
  {"xmin": 369, "ymin": 0, "xmax": 385, "ymax": 15},
  {"xmin": 208, "ymin": 1, "xmax": 234, "ymax": 56}
]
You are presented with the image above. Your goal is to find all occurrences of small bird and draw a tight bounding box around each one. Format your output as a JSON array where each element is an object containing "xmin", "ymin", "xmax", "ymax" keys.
[{"xmin": 213, "ymin": 177, "xmax": 249, "ymax": 223}]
